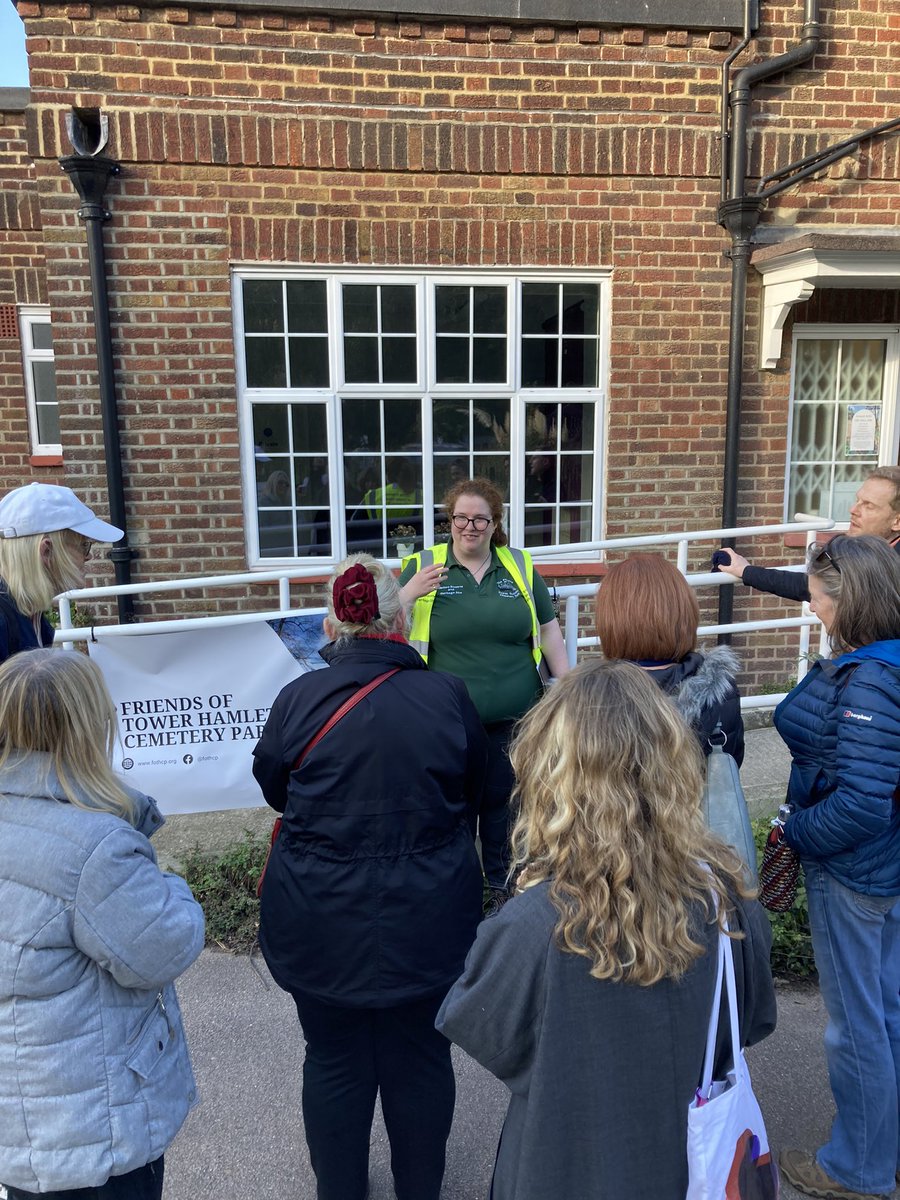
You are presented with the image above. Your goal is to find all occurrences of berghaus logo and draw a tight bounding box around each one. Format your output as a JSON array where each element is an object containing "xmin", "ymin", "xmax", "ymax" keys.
[{"xmin": 843, "ymin": 709, "xmax": 872, "ymax": 722}]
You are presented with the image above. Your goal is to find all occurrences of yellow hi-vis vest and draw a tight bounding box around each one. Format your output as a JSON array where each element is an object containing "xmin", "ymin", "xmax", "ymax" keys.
[{"xmin": 404, "ymin": 542, "xmax": 543, "ymax": 669}]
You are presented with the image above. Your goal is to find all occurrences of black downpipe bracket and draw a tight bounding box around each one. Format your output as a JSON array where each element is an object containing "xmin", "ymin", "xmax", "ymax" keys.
[
  {"xmin": 59, "ymin": 153, "xmax": 136, "ymax": 624},
  {"xmin": 715, "ymin": 1, "xmax": 821, "ymax": 636}
]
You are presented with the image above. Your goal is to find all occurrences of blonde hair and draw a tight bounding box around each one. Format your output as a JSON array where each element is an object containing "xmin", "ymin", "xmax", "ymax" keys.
[
  {"xmin": 509, "ymin": 659, "xmax": 748, "ymax": 986},
  {"xmin": 325, "ymin": 553, "xmax": 407, "ymax": 641},
  {"xmin": 0, "ymin": 529, "xmax": 86, "ymax": 616},
  {"xmin": 0, "ymin": 649, "xmax": 135, "ymax": 824}
]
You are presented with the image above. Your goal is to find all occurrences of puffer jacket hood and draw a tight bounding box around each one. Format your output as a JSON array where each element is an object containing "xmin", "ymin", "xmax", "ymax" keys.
[
  {"xmin": 646, "ymin": 646, "xmax": 745, "ymax": 766},
  {"xmin": 0, "ymin": 751, "xmax": 204, "ymax": 1193}
]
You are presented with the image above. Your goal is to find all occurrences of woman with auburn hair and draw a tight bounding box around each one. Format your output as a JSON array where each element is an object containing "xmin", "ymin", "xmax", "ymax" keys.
[
  {"xmin": 254, "ymin": 554, "xmax": 486, "ymax": 1200},
  {"xmin": 773, "ymin": 535, "xmax": 900, "ymax": 1200},
  {"xmin": 0, "ymin": 650, "xmax": 204, "ymax": 1200},
  {"xmin": 399, "ymin": 477, "xmax": 569, "ymax": 912},
  {"xmin": 438, "ymin": 660, "xmax": 776, "ymax": 1200},
  {"xmin": 0, "ymin": 482, "xmax": 123, "ymax": 663},
  {"xmin": 595, "ymin": 552, "xmax": 744, "ymax": 764}
]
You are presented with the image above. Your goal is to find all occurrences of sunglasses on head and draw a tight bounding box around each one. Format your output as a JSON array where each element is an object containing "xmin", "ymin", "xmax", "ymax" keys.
[{"xmin": 814, "ymin": 546, "xmax": 841, "ymax": 574}]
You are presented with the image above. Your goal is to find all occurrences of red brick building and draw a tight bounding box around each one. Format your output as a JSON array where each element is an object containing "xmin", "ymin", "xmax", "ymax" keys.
[{"xmin": 0, "ymin": 0, "xmax": 898, "ymax": 675}]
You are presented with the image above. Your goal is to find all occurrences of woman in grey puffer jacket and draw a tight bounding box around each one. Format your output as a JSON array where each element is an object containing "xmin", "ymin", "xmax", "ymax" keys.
[
  {"xmin": 595, "ymin": 554, "xmax": 744, "ymax": 765},
  {"xmin": 0, "ymin": 650, "xmax": 205, "ymax": 1200}
]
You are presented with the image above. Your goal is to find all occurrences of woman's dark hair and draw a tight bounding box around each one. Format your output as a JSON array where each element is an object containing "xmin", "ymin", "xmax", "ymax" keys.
[
  {"xmin": 442, "ymin": 477, "xmax": 509, "ymax": 548},
  {"xmin": 807, "ymin": 534, "xmax": 900, "ymax": 654},
  {"xmin": 594, "ymin": 554, "xmax": 699, "ymax": 662}
]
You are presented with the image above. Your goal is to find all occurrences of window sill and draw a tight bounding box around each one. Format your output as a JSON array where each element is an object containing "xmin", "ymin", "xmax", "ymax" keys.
[{"xmin": 29, "ymin": 454, "xmax": 64, "ymax": 467}]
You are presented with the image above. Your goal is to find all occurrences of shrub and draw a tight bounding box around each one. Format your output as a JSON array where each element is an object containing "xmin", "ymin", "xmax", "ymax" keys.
[{"xmin": 182, "ymin": 831, "xmax": 269, "ymax": 952}]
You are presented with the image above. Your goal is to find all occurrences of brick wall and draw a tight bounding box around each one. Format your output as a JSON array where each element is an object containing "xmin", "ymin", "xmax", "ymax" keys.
[{"xmin": 0, "ymin": 0, "xmax": 896, "ymax": 682}]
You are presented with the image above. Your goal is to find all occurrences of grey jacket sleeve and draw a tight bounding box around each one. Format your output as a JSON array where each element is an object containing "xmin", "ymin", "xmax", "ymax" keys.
[
  {"xmin": 73, "ymin": 826, "xmax": 206, "ymax": 991},
  {"xmin": 741, "ymin": 565, "xmax": 810, "ymax": 603},
  {"xmin": 436, "ymin": 890, "xmax": 554, "ymax": 1093}
]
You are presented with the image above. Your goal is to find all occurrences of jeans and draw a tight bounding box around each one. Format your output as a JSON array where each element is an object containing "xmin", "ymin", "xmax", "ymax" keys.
[
  {"xmin": 4, "ymin": 1158, "xmax": 164, "ymax": 1200},
  {"xmin": 480, "ymin": 720, "xmax": 516, "ymax": 888},
  {"xmin": 803, "ymin": 860, "xmax": 900, "ymax": 1195},
  {"xmin": 292, "ymin": 990, "xmax": 455, "ymax": 1200}
]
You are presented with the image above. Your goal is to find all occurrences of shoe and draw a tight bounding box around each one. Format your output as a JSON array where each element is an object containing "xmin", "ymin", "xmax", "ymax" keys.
[{"xmin": 778, "ymin": 1149, "xmax": 887, "ymax": 1200}]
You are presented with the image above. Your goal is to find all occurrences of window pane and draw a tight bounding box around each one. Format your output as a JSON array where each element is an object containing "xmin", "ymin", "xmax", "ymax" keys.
[
  {"xmin": 521, "ymin": 339, "xmax": 557, "ymax": 388},
  {"xmin": 382, "ymin": 337, "xmax": 417, "ymax": 383},
  {"xmin": 526, "ymin": 404, "xmax": 557, "ymax": 451},
  {"xmin": 31, "ymin": 360, "xmax": 57, "ymax": 406},
  {"xmin": 561, "ymin": 339, "xmax": 597, "ymax": 387},
  {"xmin": 795, "ymin": 339, "xmax": 838, "ymax": 404},
  {"xmin": 524, "ymin": 505, "xmax": 555, "ymax": 546},
  {"xmin": 36, "ymin": 403, "xmax": 60, "ymax": 444},
  {"xmin": 560, "ymin": 455, "xmax": 593, "ymax": 502},
  {"xmin": 257, "ymin": 468, "xmax": 292, "ymax": 506},
  {"xmin": 791, "ymin": 403, "xmax": 833, "ymax": 462},
  {"xmin": 522, "ymin": 283, "xmax": 559, "ymax": 334},
  {"xmin": 471, "ymin": 455, "xmax": 509, "ymax": 495},
  {"xmin": 381, "ymin": 285, "xmax": 416, "ymax": 333},
  {"xmin": 288, "ymin": 337, "xmax": 329, "ymax": 388},
  {"xmin": 472, "ymin": 338, "xmax": 506, "ymax": 383},
  {"xmin": 296, "ymin": 510, "xmax": 332, "ymax": 556},
  {"xmin": 342, "ymin": 285, "xmax": 378, "ymax": 333},
  {"xmin": 433, "ymin": 455, "xmax": 471, "ymax": 498},
  {"xmin": 344, "ymin": 337, "xmax": 379, "ymax": 383},
  {"xmin": 473, "ymin": 399, "xmax": 511, "ymax": 450},
  {"xmin": 287, "ymin": 280, "xmax": 327, "ymax": 333},
  {"xmin": 561, "ymin": 403, "xmax": 594, "ymax": 450},
  {"xmin": 344, "ymin": 455, "xmax": 381, "ymax": 506},
  {"xmin": 434, "ymin": 399, "xmax": 469, "ymax": 445},
  {"xmin": 31, "ymin": 323, "xmax": 53, "ymax": 351},
  {"xmin": 473, "ymin": 287, "xmax": 506, "ymax": 334},
  {"xmin": 384, "ymin": 400, "xmax": 421, "ymax": 451},
  {"xmin": 342, "ymin": 400, "xmax": 381, "ymax": 452},
  {"xmin": 558, "ymin": 504, "xmax": 592, "ymax": 544},
  {"xmin": 525, "ymin": 454, "xmax": 557, "ymax": 502},
  {"xmin": 788, "ymin": 462, "xmax": 832, "ymax": 519},
  {"xmin": 258, "ymin": 509, "xmax": 295, "ymax": 557},
  {"xmin": 245, "ymin": 338, "xmax": 286, "ymax": 388},
  {"xmin": 243, "ymin": 280, "xmax": 284, "ymax": 333},
  {"xmin": 839, "ymin": 339, "xmax": 884, "ymax": 405},
  {"xmin": 436, "ymin": 286, "xmax": 469, "ymax": 333},
  {"xmin": 436, "ymin": 338, "xmax": 468, "ymax": 384},
  {"xmin": 291, "ymin": 405, "xmax": 328, "ymax": 453},
  {"xmin": 253, "ymin": 405, "xmax": 290, "ymax": 455},
  {"xmin": 293, "ymin": 457, "xmax": 329, "ymax": 506},
  {"xmin": 562, "ymin": 284, "xmax": 600, "ymax": 335}
]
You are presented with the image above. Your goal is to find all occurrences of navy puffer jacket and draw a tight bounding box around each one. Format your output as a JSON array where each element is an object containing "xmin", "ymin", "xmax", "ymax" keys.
[
  {"xmin": 253, "ymin": 636, "xmax": 487, "ymax": 1006},
  {"xmin": 774, "ymin": 641, "xmax": 900, "ymax": 895}
]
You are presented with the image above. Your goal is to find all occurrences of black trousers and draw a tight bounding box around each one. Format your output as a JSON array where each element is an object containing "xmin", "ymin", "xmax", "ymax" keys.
[
  {"xmin": 4, "ymin": 1157, "xmax": 164, "ymax": 1200},
  {"xmin": 480, "ymin": 720, "xmax": 516, "ymax": 888},
  {"xmin": 292, "ymin": 990, "xmax": 455, "ymax": 1200}
]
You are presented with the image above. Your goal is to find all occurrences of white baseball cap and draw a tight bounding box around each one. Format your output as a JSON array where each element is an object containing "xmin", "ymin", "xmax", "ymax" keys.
[{"xmin": 0, "ymin": 483, "xmax": 123, "ymax": 542}]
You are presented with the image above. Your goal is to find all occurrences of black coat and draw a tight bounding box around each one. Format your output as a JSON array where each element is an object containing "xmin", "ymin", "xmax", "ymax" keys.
[
  {"xmin": 649, "ymin": 646, "xmax": 745, "ymax": 766},
  {"xmin": 253, "ymin": 636, "xmax": 487, "ymax": 1007}
]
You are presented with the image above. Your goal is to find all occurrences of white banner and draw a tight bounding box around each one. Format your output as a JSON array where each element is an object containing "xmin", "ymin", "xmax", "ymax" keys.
[{"xmin": 89, "ymin": 615, "xmax": 326, "ymax": 814}]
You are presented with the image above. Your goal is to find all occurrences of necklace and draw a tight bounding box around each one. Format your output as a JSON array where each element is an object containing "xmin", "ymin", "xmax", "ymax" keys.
[{"xmin": 466, "ymin": 550, "xmax": 492, "ymax": 579}]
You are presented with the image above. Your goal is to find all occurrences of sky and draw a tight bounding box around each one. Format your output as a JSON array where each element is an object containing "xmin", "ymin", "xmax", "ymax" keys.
[{"xmin": 0, "ymin": 0, "xmax": 29, "ymax": 88}]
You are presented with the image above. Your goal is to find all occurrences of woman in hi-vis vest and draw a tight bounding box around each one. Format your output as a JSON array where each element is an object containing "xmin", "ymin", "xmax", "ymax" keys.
[{"xmin": 399, "ymin": 477, "xmax": 570, "ymax": 913}]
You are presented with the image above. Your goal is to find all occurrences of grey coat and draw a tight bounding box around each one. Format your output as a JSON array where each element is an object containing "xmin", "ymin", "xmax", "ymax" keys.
[
  {"xmin": 0, "ymin": 752, "xmax": 205, "ymax": 1193},
  {"xmin": 437, "ymin": 880, "xmax": 776, "ymax": 1200}
]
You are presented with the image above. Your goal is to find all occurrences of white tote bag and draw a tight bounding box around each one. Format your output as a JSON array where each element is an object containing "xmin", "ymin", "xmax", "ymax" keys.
[{"xmin": 686, "ymin": 919, "xmax": 779, "ymax": 1200}]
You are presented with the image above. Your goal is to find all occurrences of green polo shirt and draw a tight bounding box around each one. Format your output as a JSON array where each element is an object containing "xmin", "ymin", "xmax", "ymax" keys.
[{"xmin": 399, "ymin": 544, "xmax": 556, "ymax": 724}]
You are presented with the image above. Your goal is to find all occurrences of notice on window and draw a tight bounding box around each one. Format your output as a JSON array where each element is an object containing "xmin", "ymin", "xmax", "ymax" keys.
[{"xmin": 845, "ymin": 404, "xmax": 879, "ymax": 456}]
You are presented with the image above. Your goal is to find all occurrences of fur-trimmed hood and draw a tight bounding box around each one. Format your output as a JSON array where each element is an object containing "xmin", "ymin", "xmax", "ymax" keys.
[{"xmin": 644, "ymin": 646, "xmax": 744, "ymax": 765}]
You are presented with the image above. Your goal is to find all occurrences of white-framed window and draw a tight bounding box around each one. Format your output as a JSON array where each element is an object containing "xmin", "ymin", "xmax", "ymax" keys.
[
  {"xmin": 786, "ymin": 325, "xmax": 900, "ymax": 523},
  {"xmin": 19, "ymin": 306, "xmax": 60, "ymax": 455},
  {"xmin": 234, "ymin": 270, "xmax": 610, "ymax": 566}
]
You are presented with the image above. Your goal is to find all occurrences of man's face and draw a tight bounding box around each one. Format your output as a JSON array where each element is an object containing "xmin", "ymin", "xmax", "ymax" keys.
[{"xmin": 847, "ymin": 477, "xmax": 900, "ymax": 540}]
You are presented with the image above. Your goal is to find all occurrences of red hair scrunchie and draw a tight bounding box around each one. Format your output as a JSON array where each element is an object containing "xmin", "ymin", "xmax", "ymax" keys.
[{"xmin": 333, "ymin": 562, "xmax": 380, "ymax": 625}]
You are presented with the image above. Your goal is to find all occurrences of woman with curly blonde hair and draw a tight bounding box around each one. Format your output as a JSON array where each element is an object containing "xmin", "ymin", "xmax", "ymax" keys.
[{"xmin": 438, "ymin": 659, "xmax": 776, "ymax": 1200}]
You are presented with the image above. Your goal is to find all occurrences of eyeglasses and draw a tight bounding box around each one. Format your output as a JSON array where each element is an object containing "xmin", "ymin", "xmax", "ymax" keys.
[
  {"xmin": 451, "ymin": 514, "xmax": 492, "ymax": 532},
  {"xmin": 814, "ymin": 546, "xmax": 841, "ymax": 574},
  {"xmin": 69, "ymin": 533, "xmax": 93, "ymax": 561}
]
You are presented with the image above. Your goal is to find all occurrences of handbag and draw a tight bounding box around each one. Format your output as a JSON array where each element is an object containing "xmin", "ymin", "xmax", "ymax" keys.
[
  {"xmin": 256, "ymin": 667, "xmax": 400, "ymax": 897},
  {"xmin": 758, "ymin": 804, "xmax": 800, "ymax": 913},
  {"xmin": 686, "ymin": 915, "xmax": 779, "ymax": 1200},
  {"xmin": 703, "ymin": 726, "xmax": 758, "ymax": 888}
]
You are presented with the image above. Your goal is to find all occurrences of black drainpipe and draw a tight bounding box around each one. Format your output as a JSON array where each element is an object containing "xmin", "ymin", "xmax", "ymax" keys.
[
  {"xmin": 715, "ymin": 0, "xmax": 821, "ymax": 634},
  {"xmin": 59, "ymin": 151, "xmax": 136, "ymax": 624}
]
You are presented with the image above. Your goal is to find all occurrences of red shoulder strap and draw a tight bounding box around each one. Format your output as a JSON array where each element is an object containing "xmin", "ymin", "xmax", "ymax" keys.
[{"xmin": 292, "ymin": 668, "xmax": 400, "ymax": 771}]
